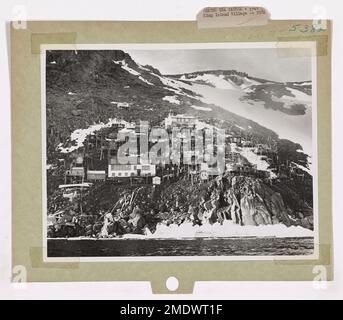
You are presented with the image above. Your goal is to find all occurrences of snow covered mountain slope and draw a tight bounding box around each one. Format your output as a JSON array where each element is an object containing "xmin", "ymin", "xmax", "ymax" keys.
[
  {"xmin": 46, "ymin": 50, "xmax": 311, "ymax": 174},
  {"xmin": 170, "ymin": 71, "xmax": 313, "ymax": 156}
]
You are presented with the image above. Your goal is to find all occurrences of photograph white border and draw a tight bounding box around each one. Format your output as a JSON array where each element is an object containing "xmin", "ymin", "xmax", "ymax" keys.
[{"xmin": 40, "ymin": 42, "xmax": 319, "ymax": 262}]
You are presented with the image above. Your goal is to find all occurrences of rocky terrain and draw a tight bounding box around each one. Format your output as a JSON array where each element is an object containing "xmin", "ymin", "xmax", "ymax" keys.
[
  {"xmin": 46, "ymin": 50, "xmax": 310, "ymax": 162},
  {"xmin": 47, "ymin": 172, "xmax": 313, "ymax": 239}
]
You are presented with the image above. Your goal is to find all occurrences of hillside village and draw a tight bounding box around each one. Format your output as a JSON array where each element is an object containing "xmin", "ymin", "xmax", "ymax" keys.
[
  {"xmin": 46, "ymin": 50, "xmax": 314, "ymax": 239},
  {"xmin": 51, "ymin": 112, "xmax": 310, "ymax": 185},
  {"xmin": 47, "ymin": 111, "xmax": 313, "ymax": 239}
]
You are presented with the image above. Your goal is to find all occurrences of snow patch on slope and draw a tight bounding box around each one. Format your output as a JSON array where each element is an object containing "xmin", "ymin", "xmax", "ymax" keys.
[
  {"xmin": 230, "ymin": 143, "xmax": 277, "ymax": 178},
  {"xmin": 285, "ymin": 88, "xmax": 312, "ymax": 102},
  {"xmin": 112, "ymin": 59, "xmax": 154, "ymax": 86},
  {"xmin": 190, "ymin": 105, "xmax": 212, "ymax": 111},
  {"xmin": 58, "ymin": 118, "xmax": 131, "ymax": 153},
  {"xmin": 162, "ymin": 95, "xmax": 180, "ymax": 105},
  {"xmin": 150, "ymin": 73, "xmax": 196, "ymax": 99},
  {"xmin": 180, "ymin": 74, "xmax": 238, "ymax": 90},
  {"xmin": 179, "ymin": 74, "xmax": 262, "ymax": 91},
  {"xmin": 293, "ymin": 162, "xmax": 312, "ymax": 175},
  {"xmin": 235, "ymin": 124, "xmax": 246, "ymax": 131}
]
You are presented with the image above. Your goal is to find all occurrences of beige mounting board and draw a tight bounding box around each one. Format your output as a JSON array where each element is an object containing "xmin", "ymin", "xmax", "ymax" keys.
[{"xmin": 11, "ymin": 19, "xmax": 332, "ymax": 294}]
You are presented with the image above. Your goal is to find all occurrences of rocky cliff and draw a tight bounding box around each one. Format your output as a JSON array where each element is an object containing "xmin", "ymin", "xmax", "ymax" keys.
[
  {"xmin": 156, "ymin": 174, "xmax": 313, "ymax": 230},
  {"xmin": 47, "ymin": 172, "xmax": 313, "ymax": 239}
]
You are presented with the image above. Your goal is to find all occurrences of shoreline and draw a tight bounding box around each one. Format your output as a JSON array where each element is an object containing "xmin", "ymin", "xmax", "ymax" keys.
[{"xmin": 47, "ymin": 235, "xmax": 314, "ymax": 241}]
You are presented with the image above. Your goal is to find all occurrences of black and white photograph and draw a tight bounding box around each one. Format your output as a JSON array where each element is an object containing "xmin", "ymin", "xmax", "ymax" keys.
[{"xmin": 43, "ymin": 43, "xmax": 317, "ymax": 259}]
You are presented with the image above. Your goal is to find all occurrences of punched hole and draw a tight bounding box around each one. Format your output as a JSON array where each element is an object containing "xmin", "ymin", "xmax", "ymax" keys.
[{"xmin": 166, "ymin": 276, "xmax": 179, "ymax": 291}]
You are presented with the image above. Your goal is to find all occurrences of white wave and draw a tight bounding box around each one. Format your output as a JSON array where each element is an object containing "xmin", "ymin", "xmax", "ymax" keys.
[
  {"xmin": 139, "ymin": 221, "xmax": 313, "ymax": 239},
  {"xmin": 51, "ymin": 221, "xmax": 313, "ymax": 241}
]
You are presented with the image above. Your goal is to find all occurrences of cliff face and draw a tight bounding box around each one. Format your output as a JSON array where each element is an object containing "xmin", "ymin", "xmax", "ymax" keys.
[
  {"xmin": 142, "ymin": 174, "xmax": 313, "ymax": 231},
  {"xmin": 218, "ymin": 175, "xmax": 313, "ymax": 230},
  {"xmin": 47, "ymin": 173, "xmax": 314, "ymax": 239},
  {"xmin": 225, "ymin": 175, "xmax": 310, "ymax": 228}
]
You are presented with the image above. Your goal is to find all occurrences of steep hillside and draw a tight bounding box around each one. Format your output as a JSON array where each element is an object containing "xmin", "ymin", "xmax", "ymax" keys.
[
  {"xmin": 46, "ymin": 50, "xmax": 310, "ymax": 172},
  {"xmin": 47, "ymin": 51, "xmax": 278, "ymax": 152},
  {"xmin": 170, "ymin": 70, "xmax": 312, "ymax": 156}
]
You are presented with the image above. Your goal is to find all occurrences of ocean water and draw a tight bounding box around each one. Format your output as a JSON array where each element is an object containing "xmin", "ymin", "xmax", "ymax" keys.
[{"xmin": 47, "ymin": 237, "xmax": 314, "ymax": 257}]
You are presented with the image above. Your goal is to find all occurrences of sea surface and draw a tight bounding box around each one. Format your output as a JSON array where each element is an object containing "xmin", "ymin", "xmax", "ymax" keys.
[{"xmin": 47, "ymin": 237, "xmax": 314, "ymax": 257}]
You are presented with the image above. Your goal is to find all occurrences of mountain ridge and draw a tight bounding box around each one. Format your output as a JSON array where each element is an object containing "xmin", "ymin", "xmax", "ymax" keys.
[{"xmin": 46, "ymin": 50, "xmax": 310, "ymax": 173}]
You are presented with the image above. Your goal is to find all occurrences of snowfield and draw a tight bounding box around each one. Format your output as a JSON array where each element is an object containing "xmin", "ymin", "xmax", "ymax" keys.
[
  {"xmin": 270, "ymin": 87, "xmax": 312, "ymax": 111},
  {"xmin": 188, "ymin": 82, "xmax": 313, "ymax": 157}
]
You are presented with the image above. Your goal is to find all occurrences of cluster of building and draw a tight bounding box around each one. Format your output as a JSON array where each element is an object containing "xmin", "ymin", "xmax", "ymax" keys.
[{"xmin": 57, "ymin": 113, "xmax": 307, "ymax": 190}]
